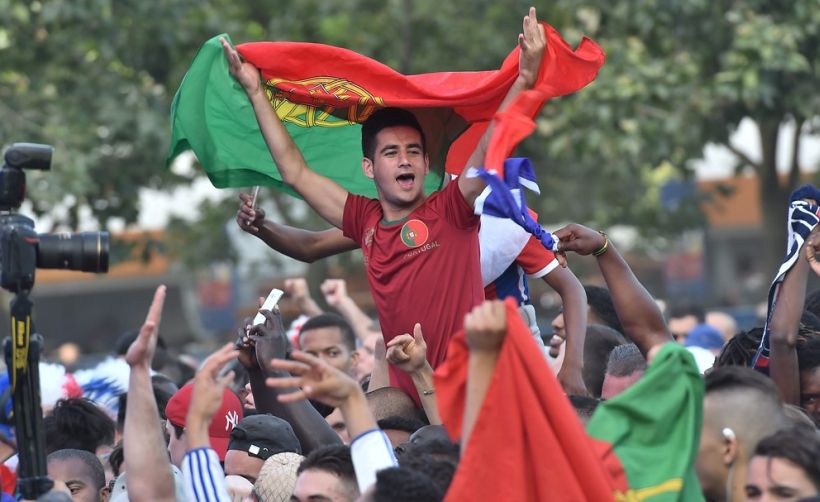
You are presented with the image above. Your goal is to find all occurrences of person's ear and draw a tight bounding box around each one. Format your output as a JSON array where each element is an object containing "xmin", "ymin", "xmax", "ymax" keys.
[
  {"xmin": 423, "ymin": 153, "xmax": 429, "ymax": 175},
  {"xmin": 722, "ymin": 427, "xmax": 738, "ymax": 466},
  {"xmin": 100, "ymin": 484, "xmax": 111, "ymax": 502},
  {"xmin": 362, "ymin": 158, "xmax": 375, "ymax": 179},
  {"xmin": 350, "ymin": 349, "xmax": 360, "ymax": 365}
]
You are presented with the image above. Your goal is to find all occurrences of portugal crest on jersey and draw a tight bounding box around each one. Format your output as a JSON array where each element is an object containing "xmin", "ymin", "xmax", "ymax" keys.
[{"xmin": 401, "ymin": 219, "xmax": 429, "ymax": 248}]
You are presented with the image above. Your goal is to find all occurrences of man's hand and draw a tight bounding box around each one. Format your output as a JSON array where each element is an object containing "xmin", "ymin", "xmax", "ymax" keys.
[
  {"xmin": 386, "ymin": 324, "xmax": 428, "ymax": 374},
  {"xmin": 249, "ymin": 308, "xmax": 291, "ymax": 370},
  {"xmin": 188, "ymin": 343, "xmax": 239, "ymax": 425},
  {"xmin": 266, "ymin": 351, "xmax": 359, "ymax": 408},
  {"xmin": 517, "ymin": 7, "xmax": 547, "ymax": 89},
  {"xmin": 464, "ymin": 301, "xmax": 508, "ymax": 354},
  {"xmin": 125, "ymin": 285, "xmax": 166, "ymax": 370},
  {"xmin": 284, "ymin": 278, "xmax": 312, "ymax": 303},
  {"xmin": 221, "ymin": 37, "xmax": 262, "ymax": 96},
  {"xmin": 806, "ymin": 225, "xmax": 820, "ymax": 277},
  {"xmin": 237, "ymin": 192, "xmax": 265, "ymax": 234},
  {"xmin": 554, "ymin": 223, "xmax": 607, "ymax": 256},
  {"xmin": 556, "ymin": 365, "xmax": 588, "ymax": 397},
  {"xmin": 320, "ymin": 279, "xmax": 348, "ymax": 308}
]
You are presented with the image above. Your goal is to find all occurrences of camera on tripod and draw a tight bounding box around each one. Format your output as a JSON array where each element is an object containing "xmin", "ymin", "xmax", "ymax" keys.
[{"xmin": 0, "ymin": 143, "xmax": 109, "ymax": 292}]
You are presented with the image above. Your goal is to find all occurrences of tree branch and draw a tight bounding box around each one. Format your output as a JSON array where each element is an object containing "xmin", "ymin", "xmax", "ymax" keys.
[{"xmin": 724, "ymin": 142, "xmax": 762, "ymax": 173}]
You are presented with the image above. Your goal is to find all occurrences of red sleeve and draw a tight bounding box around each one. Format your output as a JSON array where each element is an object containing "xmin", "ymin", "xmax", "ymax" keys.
[
  {"xmin": 433, "ymin": 180, "xmax": 480, "ymax": 231},
  {"xmin": 516, "ymin": 236, "xmax": 558, "ymax": 277},
  {"xmin": 342, "ymin": 193, "xmax": 378, "ymax": 243}
]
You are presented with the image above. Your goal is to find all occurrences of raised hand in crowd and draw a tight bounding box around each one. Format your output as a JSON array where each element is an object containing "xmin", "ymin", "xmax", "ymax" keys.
[
  {"xmin": 236, "ymin": 306, "xmax": 341, "ymax": 452},
  {"xmin": 123, "ymin": 285, "xmax": 176, "ymax": 502},
  {"xmin": 284, "ymin": 278, "xmax": 323, "ymax": 317},
  {"xmin": 267, "ymin": 351, "xmax": 378, "ymax": 449},
  {"xmin": 321, "ymin": 279, "xmax": 378, "ymax": 345},
  {"xmin": 461, "ymin": 300, "xmax": 508, "ymax": 450},
  {"xmin": 556, "ymin": 223, "xmax": 671, "ymax": 361},
  {"xmin": 186, "ymin": 343, "xmax": 239, "ymax": 449},
  {"xmin": 386, "ymin": 324, "xmax": 441, "ymax": 425}
]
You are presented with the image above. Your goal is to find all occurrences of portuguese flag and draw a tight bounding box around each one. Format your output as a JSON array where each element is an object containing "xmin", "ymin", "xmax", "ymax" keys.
[
  {"xmin": 167, "ymin": 26, "xmax": 604, "ymax": 198},
  {"xmin": 435, "ymin": 298, "xmax": 704, "ymax": 501}
]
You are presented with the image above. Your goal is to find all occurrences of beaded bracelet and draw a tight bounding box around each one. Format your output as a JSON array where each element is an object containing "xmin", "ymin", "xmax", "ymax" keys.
[{"xmin": 593, "ymin": 231, "xmax": 609, "ymax": 256}]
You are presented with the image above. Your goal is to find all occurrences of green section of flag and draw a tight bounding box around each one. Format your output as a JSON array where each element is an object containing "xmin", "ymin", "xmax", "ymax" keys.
[
  {"xmin": 168, "ymin": 35, "xmax": 443, "ymax": 198},
  {"xmin": 587, "ymin": 343, "xmax": 705, "ymax": 502}
]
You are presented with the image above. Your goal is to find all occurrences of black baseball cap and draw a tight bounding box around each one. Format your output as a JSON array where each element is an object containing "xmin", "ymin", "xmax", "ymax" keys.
[{"xmin": 228, "ymin": 414, "xmax": 301, "ymax": 460}]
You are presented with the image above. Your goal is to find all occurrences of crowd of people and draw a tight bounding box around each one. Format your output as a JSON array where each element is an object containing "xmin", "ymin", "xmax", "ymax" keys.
[{"xmin": 2, "ymin": 5, "xmax": 819, "ymax": 502}]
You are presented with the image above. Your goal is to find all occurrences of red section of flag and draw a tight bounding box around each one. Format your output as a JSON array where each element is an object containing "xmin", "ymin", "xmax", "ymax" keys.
[
  {"xmin": 435, "ymin": 298, "xmax": 624, "ymax": 501},
  {"xmin": 238, "ymin": 24, "xmax": 604, "ymax": 171}
]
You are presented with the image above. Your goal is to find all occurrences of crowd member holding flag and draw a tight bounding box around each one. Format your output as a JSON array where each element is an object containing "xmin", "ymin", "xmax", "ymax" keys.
[{"xmin": 223, "ymin": 7, "xmax": 552, "ymax": 404}]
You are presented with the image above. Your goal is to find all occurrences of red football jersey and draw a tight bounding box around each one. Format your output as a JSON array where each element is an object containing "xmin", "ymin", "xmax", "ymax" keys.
[{"xmin": 343, "ymin": 181, "xmax": 483, "ymax": 404}]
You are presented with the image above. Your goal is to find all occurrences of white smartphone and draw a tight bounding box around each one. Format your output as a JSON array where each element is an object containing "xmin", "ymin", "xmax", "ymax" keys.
[{"xmin": 253, "ymin": 288, "xmax": 284, "ymax": 326}]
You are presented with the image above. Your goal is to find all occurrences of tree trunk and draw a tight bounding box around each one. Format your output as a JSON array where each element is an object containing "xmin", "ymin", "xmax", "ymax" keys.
[{"xmin": 758, "ymin": 119, "xmax": 790, "ymax": 281}]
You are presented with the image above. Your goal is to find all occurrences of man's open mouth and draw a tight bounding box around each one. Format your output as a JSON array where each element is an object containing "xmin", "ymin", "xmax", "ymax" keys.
[{"xmin": 396, "ymin": 173, "xmax": 415, "ymax": 189}]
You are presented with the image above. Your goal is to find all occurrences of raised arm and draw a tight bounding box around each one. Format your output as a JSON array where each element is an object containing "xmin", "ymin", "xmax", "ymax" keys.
[
  {"xmin": 457, "ymin": 7, "xmax": 547, "ymax": 206},
  {"xmin": 461, "ymin": 301, "xmax": 508, "ymax": 451},
  {"xmin": 766, "ymin": 227, "xmax": 817, "ymax": 405},
  {"xmin": 123, "ymin": 286, "xmax": 175, "ymax": 502},
  {"xmin": 237, "ymin": 310, "xmax": 342, "ymax": 453},
  {"xmin": 385, "ymin": 324, "xmax": 442, "ymax": 425},
  {"xmin": 555, "ymin": 224, "xmax": 671, "ymax": 360},
  {"xmin": 542, "ymin": 267, "xmax": 588, "ymax": 395},
  {"xmin": 236, "ymin": 193, "xmax": 359, "ymax": 261},
  {"xmin": 321, "ymin": 279, "xmax": 376, "ymax": 344},
  {"xmin": 222, "ymin": 38, "xmax": 349, "ymax": 228}
]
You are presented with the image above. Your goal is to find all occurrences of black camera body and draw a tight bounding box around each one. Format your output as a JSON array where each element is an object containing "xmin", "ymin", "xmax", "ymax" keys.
[{"xmin": 0, "ymin": 143, "xmax": 109, "ymax": 292}]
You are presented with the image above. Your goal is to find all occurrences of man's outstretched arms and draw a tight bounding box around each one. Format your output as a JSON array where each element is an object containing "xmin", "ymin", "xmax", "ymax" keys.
[{"xmin": 222, "ymin": 38, "xmax": 349, "ymax": 228}]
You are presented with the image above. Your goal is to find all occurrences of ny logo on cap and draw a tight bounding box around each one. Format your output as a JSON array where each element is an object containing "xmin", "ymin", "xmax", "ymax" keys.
[{"xmin": 225, "ymin": 410, "xmax": 240, "ymax": 430}]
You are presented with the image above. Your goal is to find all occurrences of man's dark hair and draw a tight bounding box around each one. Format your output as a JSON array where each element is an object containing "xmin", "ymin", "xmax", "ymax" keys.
[
  {"xmin": 117, "ymin": 376, "xmax": 175, "ymax": 431},
  {"xmin": 108, "ymin": 442, "xmax": 124, "ymax": 477},
  {"xmin": 805, "ymin": 289, "xmax": 820, "ymax": 319},
  {"xmin": 605, "ymin": 343, "xmax": 647, "ymax": 377},
  {"xmin": 668, "ymin": 304, "xmax": 706, "ymax": 323},
  {"xmin": 714, "ymin": 327, "xmax": 763, "ymax": 368},
  {"xmin": 361, "ymin": 108, "xmax": 426, "ymax": 160},
  {"xmin": 397, "ymin": 438, "xmax": 459, "ymax": 494},
  {"xmin": 754, "ymin": 427, "xmax": 820, "ymax": 489},
  {"xmin": 705, "ymin": 365, "xmax": 782, "ymax": 397},
  {"xmin": 44, "ymin": 398, "xmax": 116, "ymax": 455},
  {"xmin": 299, "ymin": 313, "xmax": 356, "ymax": 352},
  {"xmin": 47, "ymin": 448, "xmax": 106, "ymax": 490},
  {"xmin": 584, "ymin": 286, "xmax": 624, "ymax": 334},
  {"xmin": 582, "ymin": 325, "xmax": 627, "ymax": 398},
  {"xmin": 297, "ymin": 445, "xmax": 357, "ymax": 496},
  {"xmin": 377, "ymin": 416, "xmax": 425, "ymax": 435},
  {"xmin": 568, "ymin": 395, "xmax": 600, "ymax": 424},
  {"xmin": 801, "ymin": 311, "xmax": 820, "ymax": 332},
  {"xmin": 372, "ymin": 467, "xmax": 444, "ymax": 502},
  {"xmin": 797, "ymin": 335, "xmax": 820, "ymax": 372}
]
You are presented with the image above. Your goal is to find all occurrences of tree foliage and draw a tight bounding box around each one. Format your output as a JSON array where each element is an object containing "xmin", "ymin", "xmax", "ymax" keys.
[{"xmin": 2, "ymin": 0, "xmax": 818, "ymax": 278}]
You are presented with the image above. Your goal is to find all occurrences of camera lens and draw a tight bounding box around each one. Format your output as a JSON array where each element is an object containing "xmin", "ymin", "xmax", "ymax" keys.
[{"xmin": 37, "ymin": 232, "xmax": 109, "ymax": 273}]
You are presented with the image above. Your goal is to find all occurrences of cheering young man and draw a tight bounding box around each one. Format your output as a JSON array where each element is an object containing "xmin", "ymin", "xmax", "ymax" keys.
[{"xmin": 224, "ymin": 8, "xmax": 547, "ymax": 402}]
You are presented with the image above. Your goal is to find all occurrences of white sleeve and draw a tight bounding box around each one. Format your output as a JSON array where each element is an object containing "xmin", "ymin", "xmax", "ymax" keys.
[
  {"xmin": 349, "ymin": 428, "xmax": 398, "ymax": 492},
  {"xmin": 182, "ymin": 447, "xmax": 231, "ymax": 502}
]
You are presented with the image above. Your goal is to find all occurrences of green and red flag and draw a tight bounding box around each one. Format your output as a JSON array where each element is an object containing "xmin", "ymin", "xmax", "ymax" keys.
[
  {"xmin": 435, "ymin": 298, "xmax": 704, "ymax": 501},
  {"xmin": 167, "ymin": 26, "xmax": 604, "ymax": 198}
]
